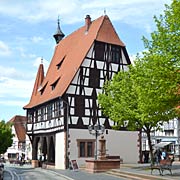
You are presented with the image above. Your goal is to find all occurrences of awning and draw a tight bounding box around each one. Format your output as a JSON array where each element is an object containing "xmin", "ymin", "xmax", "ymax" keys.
[
  {"xmin": 154, "ymin": 142, "xmax": 172, "ymax": 148},
  {"xmin": 161, "ymin": 138, "xmax": 177, "ymax": 142}
]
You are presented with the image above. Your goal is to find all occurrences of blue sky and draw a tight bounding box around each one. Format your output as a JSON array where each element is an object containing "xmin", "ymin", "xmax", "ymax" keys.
[{"xmin": 0, "ymin": 0, "xmax": 171, "ymax": 121}]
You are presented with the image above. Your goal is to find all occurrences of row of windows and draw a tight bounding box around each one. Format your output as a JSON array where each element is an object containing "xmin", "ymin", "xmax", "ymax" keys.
[
  {"xmin": 94, "ymin": 41, "xmax": 121, "ymax": 63},
  {"xmin": 27, "ymin": 101, "xmax": 64, "ymax": 123}
]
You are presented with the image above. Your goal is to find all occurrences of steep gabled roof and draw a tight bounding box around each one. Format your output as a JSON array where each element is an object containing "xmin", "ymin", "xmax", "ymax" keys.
[
  {"xmin": 24, "ymin": 15, "xmax": 125, "ymax": 109},
  {"xmin": 9, "ymin": 115, "xmax": 27, "ymax": 142},
  {"xmin": 30, "ymin": 63, "xmax": 44, "ymax": 100}
]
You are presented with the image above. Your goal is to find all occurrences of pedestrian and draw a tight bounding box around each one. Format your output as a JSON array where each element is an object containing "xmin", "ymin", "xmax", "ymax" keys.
[
  {"xmin": 143, "ymin": 151, "xmax": 149, "ymax": 163},
  {"xmin": 161, "ymin": 149, "xmax": 167, "ymax": 160},
  {"xmin": 156, "ymin": 149, "xmax": 162, "ymax": 164},
  {"xmin": 154, "ymin": 149, "xmax": 162, "ymax": 164}
]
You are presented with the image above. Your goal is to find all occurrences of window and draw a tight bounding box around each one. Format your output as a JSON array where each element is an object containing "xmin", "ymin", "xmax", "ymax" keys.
[
  {"xmin": 165, "ymin": 130, "xmax": 174, "ymax": 136},
  {"xmin": 34, "ymin": 111, "xmax": 38, "ymax": 123},
  {"xmin": 27, "ymin": 111, "xmax": 33, "ymax": 123},
  {"xmin": 87, "ymin": 142, "xmax": 93, "ymax": 157},
  {"xmin": 77, "ymin": 139, "xmax": 95, "ymax": 158},
  {"xmin": 47, "ymin": 104, "xmax": 52, "ymax": 120},
  {"xmin": 54, "ymin": 101, "xmax": 63, "ymax": 117},
  {"xmin": 80, "ymin": 142, "xmax": 85, "ymax": 157},
  {"xmin": 111, "ymin": 45, "xmax": 120, "ymax": 63},
  {"xmin": 44, "ymin": 107, "xmax": 47, "ymax": 120},
  {"xmin": 51, "ymin": 77, "xmax": 60, "ymax": 90},
  {"xmin": 39, "ymin": 82, "xmax": 48, "ymax": 95},
  {"xmin": 56, "ymin": 56, "xmax": 65, "ymax": 70},
  {"xmin": 8, "ymin": 153, "xmax": 17, "ymax": 159},
  {"xmin": 37, "ymin": 109, "xmax": 42, "ymax": 122},
  {"xmin": 94, "ymin": 41, "xmax": 105, "ymax": 60}
]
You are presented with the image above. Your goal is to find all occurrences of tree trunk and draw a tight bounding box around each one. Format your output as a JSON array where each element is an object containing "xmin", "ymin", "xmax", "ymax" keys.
[{"xmin": 146, "ymin": 128, "xmax": 154, "ymax": 164}]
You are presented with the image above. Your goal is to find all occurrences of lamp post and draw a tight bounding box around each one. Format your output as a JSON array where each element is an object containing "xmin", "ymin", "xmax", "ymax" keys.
[{"xmin": 88, "ymin": 124, "xmax": 105, "ymax": 160}]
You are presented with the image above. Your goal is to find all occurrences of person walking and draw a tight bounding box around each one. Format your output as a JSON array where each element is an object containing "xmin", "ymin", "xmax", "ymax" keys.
[
  {"xmin": 162, "ymin": 149, "xmax": 167, "ymax": 160},
  {"xmin": 154, "ymin": 149, "xmax": 162, "ymax": 165}
]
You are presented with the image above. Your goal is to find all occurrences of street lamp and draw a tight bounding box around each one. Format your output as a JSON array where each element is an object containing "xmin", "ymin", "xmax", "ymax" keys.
[{"xmin": 88, "ymin": 124, "xmax": 105, "ymax": 160}]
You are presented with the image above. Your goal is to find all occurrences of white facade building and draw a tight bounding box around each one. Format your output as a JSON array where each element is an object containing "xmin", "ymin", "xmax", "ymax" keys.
[
  {"xmin": 4, "ymin": 116, "xmax": 32, "ymax": 162},
  {"xmin": 141, "ymin": 118, "xmax": 180, "ymax": 160}
]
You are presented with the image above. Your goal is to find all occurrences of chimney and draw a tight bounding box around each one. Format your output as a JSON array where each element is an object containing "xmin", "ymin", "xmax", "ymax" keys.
[{"xmin": 85, "ymin": 15, "xmax": 91, "ymax": 32}]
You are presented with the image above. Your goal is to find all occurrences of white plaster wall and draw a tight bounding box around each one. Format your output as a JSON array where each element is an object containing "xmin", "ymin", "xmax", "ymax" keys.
[
  {"xmin": 104, "ymin": 130, "xmax": 139, "ymax": 163},
  {"xmin": 25, "ymin": 135, "xmax": 32, "ymax": 160},
  {"xmin": 55, "ymin": 132, "xmax": 65, "ymax": 169},
  {"xmin": 69, "ymin": 129, "xmax": 139, "ymax": 167}
]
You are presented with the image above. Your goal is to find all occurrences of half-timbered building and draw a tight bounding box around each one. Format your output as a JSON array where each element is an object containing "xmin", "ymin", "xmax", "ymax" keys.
[{"xmin": 24, "ymin": 14, "xmax": 139, "ymax": 169}]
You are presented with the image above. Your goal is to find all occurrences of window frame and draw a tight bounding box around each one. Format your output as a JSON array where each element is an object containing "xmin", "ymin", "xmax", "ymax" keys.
[{"xmin": 77, "ymin": 139, "xmax": 95, "ymax": 158}]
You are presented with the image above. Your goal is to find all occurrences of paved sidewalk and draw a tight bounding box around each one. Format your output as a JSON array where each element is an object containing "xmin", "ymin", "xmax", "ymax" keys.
[
  {"xmin": 108, "ymin": 161, "xmax": 180, "ymax": 180},
  {"xmin": 4, "ymin": 161, "xmax": 180, "ymax": 180},
  {"xmin": 51, "ymin": 168, "xmax": 126, "ymax": 180},
  {"xmin": 50, "ymin": 161, "xmax": 180, "ymax": 180}
]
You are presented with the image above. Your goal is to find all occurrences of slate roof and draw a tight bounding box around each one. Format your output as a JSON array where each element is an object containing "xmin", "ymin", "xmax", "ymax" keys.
[
  {"xmin": 24, "ymin": 15, "xmax": 126, "ymax": 109},
  {"xmin": 9, "ymin": 115, "xmax": 27, "ymax": 142}
]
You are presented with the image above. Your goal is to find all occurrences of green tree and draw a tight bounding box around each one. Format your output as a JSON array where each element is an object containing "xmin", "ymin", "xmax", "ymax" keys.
[
  {"xmin": 0, "ymin": 120, "xmax": 13, "ymax": 154},
  {"xmin": 98, "ymin": 0, "xmax": 180, "ymax": 163}
]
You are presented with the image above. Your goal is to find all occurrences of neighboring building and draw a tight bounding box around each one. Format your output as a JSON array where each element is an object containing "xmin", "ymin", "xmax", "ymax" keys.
[
  {"xmin": 141, "ymin": 118, "xmax": 180, "ymax": 162},
  {"xmin": 4, "ymin": 115, "xmax": 32, "ymax": 161},
  {"xmin": 24, "ymin": 14, "xmax": 139, "ymax": 169}
]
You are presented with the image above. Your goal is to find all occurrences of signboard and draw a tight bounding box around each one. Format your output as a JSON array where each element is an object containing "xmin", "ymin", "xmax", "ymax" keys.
[{"xmin": 70, "ymin": 160, "xmax": 79, "ymax": 171}]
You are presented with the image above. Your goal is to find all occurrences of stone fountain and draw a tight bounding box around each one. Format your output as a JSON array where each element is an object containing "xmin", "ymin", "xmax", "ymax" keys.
[{"xmin": 85, "ymin": 136, "xmax": 120, "ymax": 173}]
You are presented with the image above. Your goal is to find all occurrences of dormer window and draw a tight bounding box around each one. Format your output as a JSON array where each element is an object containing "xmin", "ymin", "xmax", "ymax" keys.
[
  {"xmin": 56, "ymin": 56, "xmax": 66, "ymax": 70},
  {"xmin": 39, "ymin": 82, "xmax": 48, "ymax": 95},
  {"xmin": 51, "ymin": 77, "xmax": 60, "ymax": 90}
]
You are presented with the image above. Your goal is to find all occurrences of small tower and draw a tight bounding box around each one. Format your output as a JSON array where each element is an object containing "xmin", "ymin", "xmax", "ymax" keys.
[{"xmin": 53, "ymin": 17, "xmax": 65, "ymax": 44}]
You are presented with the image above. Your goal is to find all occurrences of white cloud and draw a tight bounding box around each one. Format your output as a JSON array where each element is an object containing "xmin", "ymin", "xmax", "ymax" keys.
[
  {"xmin": 144, "ymin": 24, "xmax": 153, "ymax": 34},
  {"xmin": 0, "ymin": 0, "xmax": 171, "ymax": 28},
  {"xmin": 0, "ymin": 66, "xmax": 16, "ymax": 77},
  {"xmin": 0, "ymin": 65, "xmax": 34, "ymax": 80},
  {"xmin": 0, "ymin": 100, "xmax": 27, "ymax": 107},
  {"xmin": 0, "ymin": 41, "xmax": 11, "ymax": 56},
  {"xmin": 0, "ymin": 77, "xmax": 34, "ymax": 98},
  {"xmin": 15, "ymin": 47, "xmax": 36, "ymax": 59},
  {"xmin": 15, "ymin": 47, "xmax": 27, "ymax": 58},
  {"xmin": 0, "ymin": 57, "xmax": 49, "ymax": 108},
  {"xmin": 0, "ymin": 65, "xmax": 36, "ymax": 109},
  {"xmin": 31, "ymin": 36, "xmax": 43, "ymax": 43}
]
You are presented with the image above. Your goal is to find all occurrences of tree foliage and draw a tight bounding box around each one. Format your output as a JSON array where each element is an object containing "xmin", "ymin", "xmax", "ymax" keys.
[
  {"xmin": 0, "ymin": 120, "xmax": 13, "ymax": 154},
  {"xmin": 98, "ymin": 0, "xmax": 180, "ymax": 162}
]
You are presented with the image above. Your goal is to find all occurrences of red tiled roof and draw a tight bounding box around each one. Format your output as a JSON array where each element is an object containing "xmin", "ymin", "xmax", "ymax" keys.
[
  {"xmin": 9, "ymin": 115, "xmax": 27, "ymax": 142},
  {"xmin": 24, "ymin": 15, "xmax": 126, "ymax": 109},
  {"xmin": 29, "ymin": 63, "xmax": 44, "ymax": 103}
]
